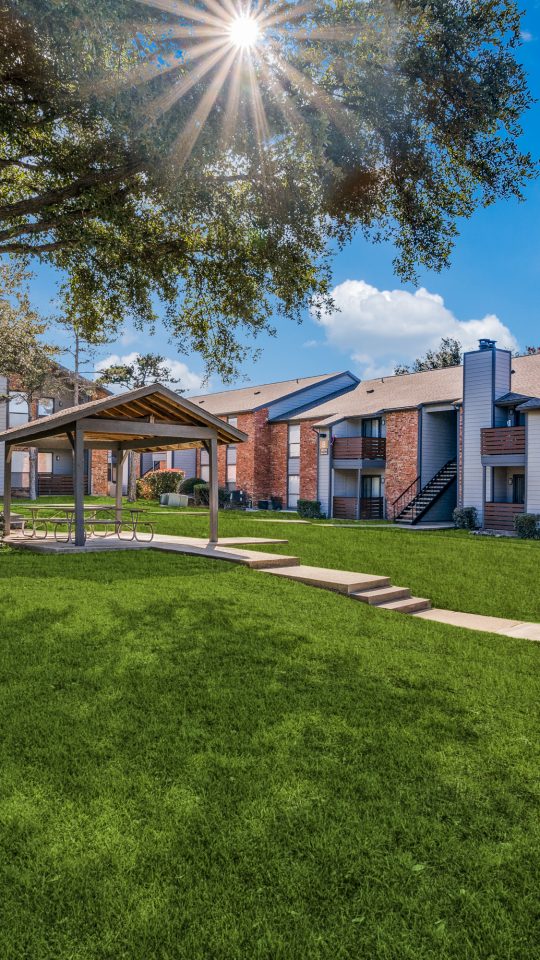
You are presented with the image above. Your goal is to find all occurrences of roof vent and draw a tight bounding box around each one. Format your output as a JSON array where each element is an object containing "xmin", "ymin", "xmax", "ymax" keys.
[
  {"xmin": 254, "ymin": 390, "xmax": 261, "ymax": 395},
  {"xmin": 479, "ymin": 338, "xmax": 496, "ymax": 351},
  {"xmin": 366, "ymin": 388, "xmax": 375, "ymax": 394}
]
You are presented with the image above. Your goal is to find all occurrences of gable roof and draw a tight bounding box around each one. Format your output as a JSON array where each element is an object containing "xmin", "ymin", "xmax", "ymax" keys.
[
  {"xmin": 191, "ymin": 371, "xmax": 357, "ymax": 416},
  {"xmin": 291, "ymin": 353, "xmax": 540, "ymax": 427},
  {"xmin": 0, "ymin": 383, "xmax": 247, "ymax": 450}
]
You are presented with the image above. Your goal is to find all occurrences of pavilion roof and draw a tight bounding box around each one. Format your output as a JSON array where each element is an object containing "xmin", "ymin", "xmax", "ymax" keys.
[{"xmin": 0, "ymin": 383, "xmax": 247, "ymax": 451}]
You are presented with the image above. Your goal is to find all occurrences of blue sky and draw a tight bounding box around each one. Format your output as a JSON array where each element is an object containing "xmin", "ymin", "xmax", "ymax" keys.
[{"xmin": 28, "ymin": 5, "xmax": 540, "ymax": 394}]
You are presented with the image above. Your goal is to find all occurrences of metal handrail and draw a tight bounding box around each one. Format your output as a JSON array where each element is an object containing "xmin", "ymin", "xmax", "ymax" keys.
[{"xmin": 389, "ymin": 477, "xmax": 420, "ymax": 519}]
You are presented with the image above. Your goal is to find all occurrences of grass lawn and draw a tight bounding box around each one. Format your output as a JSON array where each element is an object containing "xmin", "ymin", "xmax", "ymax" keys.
[{"xmin": 1, "ymin": 526, "xmax": 540, "ymax": 959}]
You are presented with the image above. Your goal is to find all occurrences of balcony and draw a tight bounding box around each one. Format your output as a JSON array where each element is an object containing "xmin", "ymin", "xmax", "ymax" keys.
[
  {"xmin": 332, "ymin": 437, "xmax": 386, "ymax": 461},
  {"xmin": 484, "ymin": 502, "xmax": 524, "ymax": 532},
  {"xmin": 481, "ymin": 427, "xmax": 525, "ymax": 457},
  {"xmin": 332, "ymin": 497, "xmax": 384, "ymax": 520}
]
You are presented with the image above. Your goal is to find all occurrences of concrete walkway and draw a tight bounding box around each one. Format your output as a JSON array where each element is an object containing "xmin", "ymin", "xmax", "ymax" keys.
[{"xmin": 414, "ymin": 607, "xmax": 540, "ymax": 642}]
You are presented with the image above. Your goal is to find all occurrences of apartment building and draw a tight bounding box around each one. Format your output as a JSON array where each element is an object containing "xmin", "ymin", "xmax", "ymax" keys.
[
  {"xmin": 183, "ymin": 342, "xmax": 540, "ymax": 529},
  {"xmin": 0, "ymin": 368, "xmax": 111, "ymax": 497}
]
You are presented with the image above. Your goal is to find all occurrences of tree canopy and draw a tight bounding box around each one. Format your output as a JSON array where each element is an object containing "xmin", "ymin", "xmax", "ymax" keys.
[
  {"xmin": 1, "ymin": 0, "xmax": 534, "ymax": 378},
  {"xmin": 395, "ymin": 337, "xmax": 463, "ymax": 374}
]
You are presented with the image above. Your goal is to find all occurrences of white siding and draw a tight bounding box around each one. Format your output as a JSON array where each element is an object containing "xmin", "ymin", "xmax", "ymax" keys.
[
  {"xmin": 526, "ymin": 413, "xmax": 540, "ymax": 513},
  {"xmin": 0, "ymin": 377, "xmax": 7, "ymax": 496}
]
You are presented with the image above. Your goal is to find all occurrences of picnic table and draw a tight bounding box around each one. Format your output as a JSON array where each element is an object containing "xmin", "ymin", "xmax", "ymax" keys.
[{"xmin": 17, "ymin": 504, "xmax": 155, "ymax": 543}]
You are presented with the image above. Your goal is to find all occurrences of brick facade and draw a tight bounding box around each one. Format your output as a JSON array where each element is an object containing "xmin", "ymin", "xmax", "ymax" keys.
[
  {"xmin": 383, "ymin": 409, "xmax": 420, "ymax": 511},
  {"xmin": 90, "ymin": 449, "xmax": 109, "ymax": 496},
  {"xmin": 194, "ymin": 409, "xmax": 319, "ymax": 506}
]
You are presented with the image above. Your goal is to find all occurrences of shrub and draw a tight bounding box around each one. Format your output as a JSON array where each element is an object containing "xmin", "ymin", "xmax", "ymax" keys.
[
  {"xmin": 296, "ymin": 499, "xmax": 325, "ymax": 519},
  {"xmin": 453, "ymin": 506, "xmax": 478, "ymax": 530},
  {"xmin": 179, "ymin": 476, "xmax": 204, "ymax": 495},
  {"xmin": 270, "ymin": 496, "xmax": 283, "ymax": 510},
  {"xmin": 136, "ymin": 469, "xmax": 185, "ymax": 501},
  {"xmin": 193, "ymin": 483, "xmax": 230, "ymax": 508},
  {"xmin": 514, "ymin": 513, "xmax": 540, "ymax": 539}
]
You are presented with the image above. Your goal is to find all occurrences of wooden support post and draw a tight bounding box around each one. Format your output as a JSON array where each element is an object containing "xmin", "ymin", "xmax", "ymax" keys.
[
  {"xmin": 209, "ymin": 436, "xmax": 219, "ymax": 544},
  {"xmin": 116, "ymin": 448, "xmax": 127, "ymax": 524},
  {"xmin": 73, "ymin": 424, "xmax": 86, "ymax": 546},
  {"xmin": 3, "ymin": 443, "xmax": 12, "ymax": 537}
]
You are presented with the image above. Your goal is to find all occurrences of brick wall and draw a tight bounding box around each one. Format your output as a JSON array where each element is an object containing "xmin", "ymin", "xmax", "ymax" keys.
[
  {"xmin": 300, "ymin": 420, "xmax": 318, "ymax": 502},
  {"xmin": 91, "ymin": 450, "xmax": 109, "ymax": 496},
  {"xmin": 384, "ymin": 410, "xmax": 420, "ymax": 511}
]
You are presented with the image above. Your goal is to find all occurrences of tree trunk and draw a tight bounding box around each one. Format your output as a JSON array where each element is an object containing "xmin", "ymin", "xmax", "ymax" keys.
[
  {"xmin": 28, "ymin": 446, "xmax": 37, "ymax": 501},
  {"xmin": 73, "ymin": 332, "xmax": 79, "ymax": 407},
  {"xmin": 127, "ymin": 450, "xmax": 137, "ymax": 502}
]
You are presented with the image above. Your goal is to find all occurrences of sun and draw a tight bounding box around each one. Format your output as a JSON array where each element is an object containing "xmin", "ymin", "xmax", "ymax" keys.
[{"xmin": 229, "ymin": 15, "xmax": 260, "ymax": 50}]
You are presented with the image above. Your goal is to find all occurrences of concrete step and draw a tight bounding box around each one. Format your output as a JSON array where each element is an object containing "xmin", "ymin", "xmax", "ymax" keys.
[
  {"xmin": 259, "ymin": 564, "xmax": 391, "ymax": 593},
  {"xmin": 378, "ymin": 596, "xmax": 432, "ymax": 614},
  {"xmin": 350, "ymin": 585, "xmax": 411, "ymax": 605}
]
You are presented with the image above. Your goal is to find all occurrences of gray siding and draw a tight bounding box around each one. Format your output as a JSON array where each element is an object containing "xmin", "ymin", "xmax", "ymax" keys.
[
  {"xmin": 421, "ymin": 481, "xmax": 457, "ymax": 523},
  {"xmin": 526, "ymin": 412, "xmax": 540, "ymax": 512},
  {"xmin": 0, "ymin": 376, "xmax": 6, "ymax": 496},
  {"xmin": 332, "ymin": 418, "xmax": 362, "ymax": 439},
  {"xmin": 267, "ymin": 373, "xmax": 357, "ymax": 420},
  {"xmin": 317, "ymin": 429, "xmax": 332, "ymax": 516},
  {"xmin": 333, "ymin": 469, "xmax": 358, "ymax": 497},
  {"xmin": 420, "ymin": 409, "xmax": 457, "ymax": 487},
  {"xmin": 462, "ymin": 347, "xmax": 511, "ymax": 523},
  {"xmin": 172, "ymin": 449, "xmax": 197, "ymax": 475}
]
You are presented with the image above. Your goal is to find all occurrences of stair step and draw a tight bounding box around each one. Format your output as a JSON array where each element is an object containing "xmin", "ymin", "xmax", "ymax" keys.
[
  {"xmin": 350, "ymin": 585, "xmax": 411, "ymax": 605},
  {"xmin": 379, "ymin": 596, "xmax": 432, "ymax": 614},
  {"xmin": 259, "ymin": 564, "xmax": 390, "ymax": 593}
]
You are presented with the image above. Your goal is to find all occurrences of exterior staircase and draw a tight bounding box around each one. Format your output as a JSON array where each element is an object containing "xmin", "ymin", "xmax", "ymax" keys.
[{"xmin": 394, "ymin": 458, "xmax": 457, "ymax": 525}]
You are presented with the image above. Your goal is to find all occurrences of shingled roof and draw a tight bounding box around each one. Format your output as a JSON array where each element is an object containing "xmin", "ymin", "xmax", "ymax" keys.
[{"xmin": 191, "ymin": 372, "xmax": 349, "ymax": 416}]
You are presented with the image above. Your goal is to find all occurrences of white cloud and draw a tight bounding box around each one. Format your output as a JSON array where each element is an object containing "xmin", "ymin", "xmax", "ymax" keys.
[
  {"xmin": 315, "ymin": 280, "xmax": 519, "ymax": 377},
  {"xmin": 94, "ymin": 352, "xmax": 205, "ymax": 395},
  {"xmin": 520, "ymin": 29, "xmax": 533, "ymax": 42},
  {"xmin": 302, "ymin": 339, "xmax": 321, "ymax": 349}
]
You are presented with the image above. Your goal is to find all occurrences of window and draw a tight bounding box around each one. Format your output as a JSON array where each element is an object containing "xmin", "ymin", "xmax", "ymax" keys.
[
  {"xmin": 288, "ymin": 424, "xmax": 300, "ymax": 458},
  {"xmin": 38, "ymin": 452, "xmax": 53, "ymax": 474},
  {"xmin": 288, "ymin": 473, "xmax": 300, "ymax": 509},
  {"xmin": 226, "ymin": 444, "xmax": 237, "ymax": 489},
  {"xmin": 200, "ymin": 447, "xmax": 209, "ymax": 483},
  {"xmin": 8, "ymin": 392, "xmax": 29, "ymax": 427},
  {"xmin": 228, "ymin": 416, "xmax": 238, "ymax": 428},
  {"xmin": 362, "ymin": 419, "xmax": 381, "ymax": 438},
  {"xmin": 38, "ymin": 397, "xmax": 54, "ymax": 418},
  {"xmin": 361, "ymin": 475, "xmax": 382, "ymax": 499}
]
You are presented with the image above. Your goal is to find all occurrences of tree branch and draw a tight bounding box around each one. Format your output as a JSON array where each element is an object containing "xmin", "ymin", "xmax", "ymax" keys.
[
  {"xmin": 0, "ymin": 159, "xmax": 145, "ymax": 222},
  {"xmin": 0, "ymin": 208, "xmax": 95, "ymax": 242}
]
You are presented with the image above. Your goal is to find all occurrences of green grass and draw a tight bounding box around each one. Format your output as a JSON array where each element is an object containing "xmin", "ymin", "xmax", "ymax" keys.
[{"xmin": 0, "ymin": 546, "xmax": 539, "ymax": 960}]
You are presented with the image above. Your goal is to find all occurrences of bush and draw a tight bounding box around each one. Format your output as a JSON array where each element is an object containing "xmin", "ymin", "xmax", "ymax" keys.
[
  {"xmin": 270, "ymin": 496, "xmax": 283, "ymax": 510},
  {"xmin": 136, "ymin": 469, "xmax": 185, "ymax": 501},
  {"xmin": 514, "ymin": 513, "xmax": 540, "ymax": 539},
  {"xmin": 453, "ymin": 506, "xmax": 478, "ymax": 530},
  {"xmin": 179, "ymin": 476, "xmax": 204, "ymax": 495},
  {"xmin": 296, "ymin": 499, "xmax": 325, "ymax": 520},
  {"xmin": 193, "ymin": 483, "xmax": 230, "ymax": 508}
]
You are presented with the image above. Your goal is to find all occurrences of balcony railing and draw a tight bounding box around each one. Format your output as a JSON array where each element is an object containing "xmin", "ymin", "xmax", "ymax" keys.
[
  {"xmin": 332, "ymin": 437, "xmax": 386, "ymax": 460},
  {"xmin": 484, "ymin": 502, "xmax": 524, "ymax": 531},
  {"xmin": 481, "ymin": 427, "xmax": 525, "ymax": 456},
  {"xmin": 332, "ymin": 497, "xmax": 384, "ymax": 520}
]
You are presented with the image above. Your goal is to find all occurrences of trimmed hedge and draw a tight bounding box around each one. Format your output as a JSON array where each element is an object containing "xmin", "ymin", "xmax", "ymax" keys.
[
  {"xmin": 514, "ymin": 513, "xmax": 540, "ymax": 539},
  {"xmin": 453, "ymin": 506, "xmax": 478, "ymax": 530},
  {"xmin": 136, "ymin": 469, "xmax": 185, "ymax": 501},
  {"xmin": 193, "ymin": 483, "xmax": 230, "ymax": 508},
  {"xmin": 297, "ymin": 499, "xmax": 325, "ymax": 520},
  {"xmin": 179, "ymin": 476, "xmax": 205, "ymax": 495}
]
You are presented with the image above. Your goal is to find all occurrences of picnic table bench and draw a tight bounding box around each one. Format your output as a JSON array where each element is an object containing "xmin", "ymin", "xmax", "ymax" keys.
[{"xmin": 17, "ymin": 504, "xmax": 155, "ymax": 543}]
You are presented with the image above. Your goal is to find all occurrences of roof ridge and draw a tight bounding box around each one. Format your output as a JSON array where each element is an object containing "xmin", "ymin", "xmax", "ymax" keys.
[{"xmin": 192, "ymin": 371, "xmax": 342, "ymax": 399}]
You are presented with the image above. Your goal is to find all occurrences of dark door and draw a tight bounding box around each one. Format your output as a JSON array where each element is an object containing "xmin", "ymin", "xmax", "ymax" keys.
[{"xmin": 513, "ymin": 474, "xmax": 525, "ymax": 504}]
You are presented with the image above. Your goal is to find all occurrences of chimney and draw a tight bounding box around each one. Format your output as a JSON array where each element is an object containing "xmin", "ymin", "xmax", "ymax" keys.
[{"xmin": 478, "ymin": 338, "xmax": 496, "ymax": 351}]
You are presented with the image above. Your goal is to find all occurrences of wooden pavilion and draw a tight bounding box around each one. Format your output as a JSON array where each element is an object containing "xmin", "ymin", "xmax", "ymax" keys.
[{"xmin": 0, "ymin": 384, "xmax": 247, "ymax": 546}]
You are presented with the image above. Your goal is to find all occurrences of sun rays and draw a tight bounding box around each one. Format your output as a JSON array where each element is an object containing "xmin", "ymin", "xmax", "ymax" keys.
[{"xmin": 116, "ymin": 0, "xmax": 354, "ymax": 171}]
